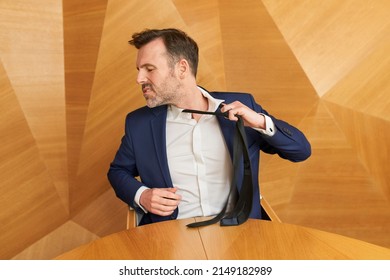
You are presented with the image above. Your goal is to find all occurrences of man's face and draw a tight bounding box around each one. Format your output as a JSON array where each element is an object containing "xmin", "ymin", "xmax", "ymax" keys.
[{"xmin": 135, "ymin": 38, "xmax": 181, "ymax": 108}]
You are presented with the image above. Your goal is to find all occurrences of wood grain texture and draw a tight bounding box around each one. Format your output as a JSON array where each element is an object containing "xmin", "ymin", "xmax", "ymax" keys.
[
  {"xmin": 63, "ymin": 0, "xmax": 108, "ymax": 215},
  {"xmin": 0, "ymin": 59, "xmax": 68, "ymax": 259},
  {"xmin": 0, "ymin": 0, "xmax": 68, "ymax": 209},
  {"xmin": 1, "ymin": 0, "xmax": 389, "ymax": 259},
  {"xmin": 12, "ymin": 221, "xmax": 99, "ymax": 260},
  {"xmin": 199, "ymin": 219, "xmax": 390, "ymax": 260},
  {"xmin": 55, "ymin": 219, "xmax": 207, "ymax": 260},
  {"xmin": 219, "ymin": 0, "xmax": 318, "ymax": 125},
  {"xmin": 262, "ymin": 0, "xmax": 390, "ymax": 96},
  {"xmin": 260, "ymin": 0, "xmax": 390, "ymax": 248},
  {"xmin": 55, "ymin": 219, "xmax": 390, "ymax": 260}
]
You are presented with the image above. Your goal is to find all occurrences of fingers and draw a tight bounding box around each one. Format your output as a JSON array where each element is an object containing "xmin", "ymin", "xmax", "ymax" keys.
[
  {"xmin": 140, "ymin": 188, "xmax": 182, "ymax": 216},
  {"xmin": 221, "ymin": 101, "xmax": 245, "ymax": 116},
  {"xmin": 221, "ymin": 101, "xmax": 265, "ymax": 129},
  {"xmin": 221, "ymin": 101, "xmax": 249, "ymax": 122}
]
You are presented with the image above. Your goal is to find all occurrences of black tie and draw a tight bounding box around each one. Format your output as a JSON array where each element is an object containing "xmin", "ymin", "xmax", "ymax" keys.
[{"xmin": 181, "ymin": 106, "xmax": 254, "ymax": 227}]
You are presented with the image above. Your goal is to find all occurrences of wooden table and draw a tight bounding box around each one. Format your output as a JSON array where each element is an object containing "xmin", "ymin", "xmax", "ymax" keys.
[{"xmin": 55, "ymin": 218, "xmax": 390, "ymax": 259}]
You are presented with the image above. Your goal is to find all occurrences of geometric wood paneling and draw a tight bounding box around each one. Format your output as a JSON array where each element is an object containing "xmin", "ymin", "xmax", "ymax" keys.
[
  {"xmin": 323, "ymin": 40, "xmax": 390, "ymax": 200},
  {"xmin": 261, "ymin": 0, "xmax": 390, "ymax": 247},
  {"xmin": 63, "ymin": 0, "xmax": 108, "ymax": 216},
  {"xmin": 172, "ymin": 0, "xmax": 227, "ymax": 89},
  {"xmin": 0, "ymin": 0, "xmax": 68, "ymax": 209},
  {"xmin": 218, "ymin": 0, "xmax": 318, "ymax": 125},
  {"xmin": 324, "ymin": 102, "xmax": 390, "ymax": 199},
  {"xmin": 1, "ymin": 0, "xmax": 389, "ymax": 259},
  {"xmin": 11, "ymin": 220, "xmax": 99, "ymax": 260},
  {"xmin": 1, "ymin": 59, "xmax": 69, "ymax": 258},
  {"xmin": 0, "ymin": 0, "xmax": 69, "ymax": 259},
  {"xmin": 323, "ymin": 37, "xmax": 390, "ymax": 120},
  {"xmin": 262, "ymin": 101, "xmax": 390, "ymax": 247},
  {"xmin": 262, "ymin": 0, "xmax": 390, "ymax": 97},
  {"xmin": 71, "ymin": 189, "xmax": 128, "ymax": 237}
]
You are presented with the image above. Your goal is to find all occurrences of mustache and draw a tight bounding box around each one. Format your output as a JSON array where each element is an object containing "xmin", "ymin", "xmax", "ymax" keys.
[{"xmin": 142, "ymin": 83, "xmax": 153, "ymax": 92}]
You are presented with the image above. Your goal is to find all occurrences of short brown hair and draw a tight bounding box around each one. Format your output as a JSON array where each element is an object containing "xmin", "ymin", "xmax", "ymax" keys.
[{"xmin": 129, "ymin": 28, "xmax": 199, "ymax": 77}]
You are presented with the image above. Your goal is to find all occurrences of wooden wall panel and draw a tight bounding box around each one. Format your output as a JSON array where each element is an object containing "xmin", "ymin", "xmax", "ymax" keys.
[
  {"xmin": 1, "ymin": 0, "xmax": 390, "ymax": 259},
  {"xmin": 12, "ymin": 221, "xmax": 99, "ymax": 260},
  {"xmin": 262, "ymin": 101, "xmax": 390, "ymax": 246},
  {"xmin": 324, "ymin": 103, "xmax": 390, "ymax": 200},
  {"xmin": 259, "ymin": 0, "xmax": 390, "ymax": 247},
  {"xmin": 0, "ymin": 0, "xmax": 69, "ymax": 259},
  {"xmin": 323, "ymin": 38, "xmax": 390, "ymax": 120},
  {"xmin": 173, "ymin": 0, "xmax": 226, "ymax": 89},
  {"xmin": 323, "ymin": 39, "xmax": 390, "ymax": 200},
  {"xmin": 63, "ymin": 0, "xmax": 108, "ymax": 214},
  {"xmin": 0, "ymin": 61, "xmax": 68, "ymax": 259},
  {"xmin": 0, "ymin": 0, "xmax": 67, "ymax": 209},
  {"xmin": 218, "ymin": 0, "xmax": 318, "ymax": 126},
  {"xmin": 72, "ymin": 189, "xmax": 128, "ymax": 237},
  {"xmin": 262, "ymin": 0, "xmax": 390, "ymax": 96}
]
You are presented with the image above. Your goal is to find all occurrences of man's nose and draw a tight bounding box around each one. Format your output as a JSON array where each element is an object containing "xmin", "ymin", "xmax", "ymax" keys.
[{"xmin": 136, "ymin": 71, "xmax": 146, "ymax": 84}]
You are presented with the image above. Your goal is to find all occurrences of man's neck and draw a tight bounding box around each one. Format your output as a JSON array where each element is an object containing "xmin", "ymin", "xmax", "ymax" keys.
[{"xmin": 173, "ymin": 85, "xmax": 208, "ymax": 120}]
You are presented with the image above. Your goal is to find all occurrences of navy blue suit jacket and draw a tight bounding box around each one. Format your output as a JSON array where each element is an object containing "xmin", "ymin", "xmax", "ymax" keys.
[{"xmin": 108, "ymin": 90, "xmax": 311, "ymax": 225}]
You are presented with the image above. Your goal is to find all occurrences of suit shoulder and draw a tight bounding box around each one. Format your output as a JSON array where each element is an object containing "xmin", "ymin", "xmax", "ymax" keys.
[
  {"xmin": 126, "ymin": 105, "xmax": 167, "ymax": 122},
  {"xmin": 126, "ymin": 105, "xmax": 149, "ymax": 117},
  {"xmin": 209, "ymin": 91, "xmax": 254, "ymax": 103}
]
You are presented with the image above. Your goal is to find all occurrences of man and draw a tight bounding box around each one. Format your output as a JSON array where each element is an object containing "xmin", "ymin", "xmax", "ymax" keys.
[{"xmin": 108, "ymin": 28, "xmax": 311, "ymax": 226}]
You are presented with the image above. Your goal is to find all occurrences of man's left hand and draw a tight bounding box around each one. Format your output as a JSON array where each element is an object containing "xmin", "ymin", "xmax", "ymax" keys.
[{"xmin": 221, "ymin": 101, "xmax": 266, "ymax": 129}]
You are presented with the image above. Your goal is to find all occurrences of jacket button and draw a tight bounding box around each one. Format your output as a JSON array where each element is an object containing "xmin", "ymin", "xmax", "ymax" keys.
[{"xmin": 283, "ymin": 128, "xmax": 292, "ymax": 136}]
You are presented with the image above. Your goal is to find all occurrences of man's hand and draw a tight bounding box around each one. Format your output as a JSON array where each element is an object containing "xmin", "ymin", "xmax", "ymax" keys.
[
  {"xmin": 139, "ymin": 187, "xmax": 181, "ymax": 216},
  {"xmin": 221, "ymin": 101, "xmax": 266, "ymax": 129}
]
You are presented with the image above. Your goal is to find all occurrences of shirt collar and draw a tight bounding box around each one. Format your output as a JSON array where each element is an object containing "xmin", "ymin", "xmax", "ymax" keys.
[{"xmin": 168, "ymin": 86, "xmax": 225, "ymax": 120}]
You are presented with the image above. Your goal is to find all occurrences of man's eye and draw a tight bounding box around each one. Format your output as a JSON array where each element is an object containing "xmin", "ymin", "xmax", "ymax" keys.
[{"xmin": 146, "ymin": 68, "xmax": 154, "ymax": 72}]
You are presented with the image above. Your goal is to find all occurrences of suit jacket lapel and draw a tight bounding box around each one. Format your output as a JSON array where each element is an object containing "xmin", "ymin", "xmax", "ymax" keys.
[{"xmin": 150, "ymin": 106, "xmax": 173, "ymax": 188}]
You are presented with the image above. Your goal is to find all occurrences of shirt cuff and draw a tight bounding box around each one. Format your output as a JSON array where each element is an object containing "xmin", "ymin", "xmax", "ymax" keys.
[
  {"xmin": 134, "ymin": 186, "xmax": 149, "ymax": 214},
  {"xmin": 252, "ymin": 114, "xmax": 276, "ymax": 136}
]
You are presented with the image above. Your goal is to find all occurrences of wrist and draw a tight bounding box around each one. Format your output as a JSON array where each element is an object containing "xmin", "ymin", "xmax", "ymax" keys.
[{"xmin": 257, "ymin": 113, "xmax": 266, "ymax": 129}]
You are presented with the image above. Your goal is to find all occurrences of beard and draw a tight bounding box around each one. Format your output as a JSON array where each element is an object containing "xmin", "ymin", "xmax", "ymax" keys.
[{"xmin": 143, "ymin": 73, "xmax": 182, "ymax": 108}]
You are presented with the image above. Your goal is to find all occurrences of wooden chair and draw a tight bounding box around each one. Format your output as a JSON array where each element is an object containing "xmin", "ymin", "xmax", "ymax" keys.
[
  {"xmin": 126, "ymin": 196, "xmax": 280, "ymax": 229},
  {"xmin": 260, "ymin": 196, "xmax": 281, "ymax": 223},
  {"xmin": 126, "ymin": 207, "xmax": 141, "ymax": 229}
]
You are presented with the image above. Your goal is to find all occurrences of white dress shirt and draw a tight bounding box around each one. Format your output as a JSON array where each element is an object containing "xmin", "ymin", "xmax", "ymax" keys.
[
  {"xmin": 135, "ymin": 87, "xmax": 275, "ymax": 219},
  {"xmin": 166, "ymin": 91, "xmax": 231, "ymax": 218}
]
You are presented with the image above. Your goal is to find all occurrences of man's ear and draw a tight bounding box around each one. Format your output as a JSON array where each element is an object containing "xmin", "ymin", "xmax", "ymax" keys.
[{"xmin": 178, "ymin": 58, "xmax": 190, "ymax": 78}]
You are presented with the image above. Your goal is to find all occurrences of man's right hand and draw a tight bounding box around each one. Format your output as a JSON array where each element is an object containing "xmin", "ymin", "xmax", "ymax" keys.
[{"xmin": 139, "ymin": 187, "xmax": 181, "ymax": 216}]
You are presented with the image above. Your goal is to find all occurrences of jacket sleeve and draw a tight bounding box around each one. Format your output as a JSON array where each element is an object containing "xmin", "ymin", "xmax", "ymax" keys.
[
  {"xmin": 107, "ymin": 113, "xmax": 144, "ymax": 209},
  {"xmin": 248, "ymin": 94, "xmax": 311, "ymax": 162}
]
